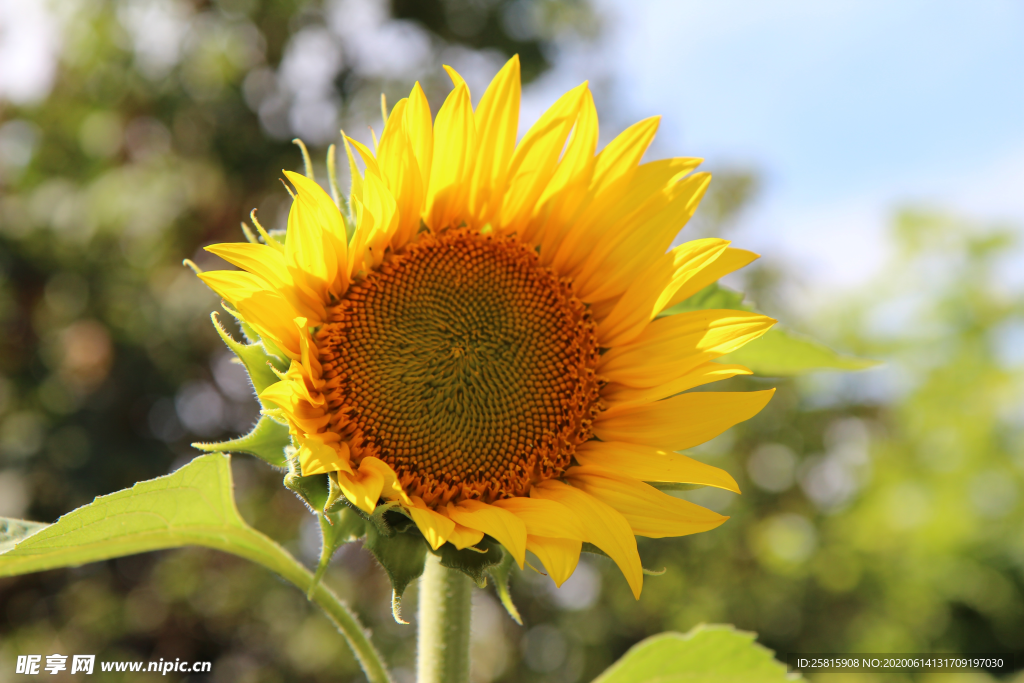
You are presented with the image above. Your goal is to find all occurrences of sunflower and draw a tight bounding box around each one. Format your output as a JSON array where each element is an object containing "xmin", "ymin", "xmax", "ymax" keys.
[{"xmin": 197, "ymin": 56, "xmax": 775, "ymax": 599}]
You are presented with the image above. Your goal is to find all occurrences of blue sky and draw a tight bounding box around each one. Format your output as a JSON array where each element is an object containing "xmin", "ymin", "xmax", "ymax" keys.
[
  {"xmin": 526, "ymin": 0, "xmax": 1024, "ymax": 294},
  {"xmin": 3, "ymin": 0, "xmax": 1021, "ymax": 296}
]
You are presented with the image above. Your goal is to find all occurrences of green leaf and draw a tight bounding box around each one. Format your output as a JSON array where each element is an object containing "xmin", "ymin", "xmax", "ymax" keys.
[
  {"xmin": 662, "ymin": 283, "xmax": 750, "ymax": 315},
  {"xmin": 664, "ymin": 283, "xmax": 877, "ymax": 376},
  {"xmin": 284, "ymin": 469, "xmax": 331, "ymax": 513},
  {"xmin": 364, "ymin": 526, "xmax": 428, "ymax": 622},
  {"xmin": 0, "ymin": 454, "xmax": 281, "ymax": 577},
  {"xmin": 722, "ymin": 327, "xmax": 879, "ymax": 376},
  {"xmin": 0, "ymin": 518, "xmax": 48, "ymax": 554},
  {"xmin": 0, "ymin": 440, "xmax": 392, "ymax": 683},
  {"xmin": 592, "ymin": 624, "xmax": 799, "ymax": 683},
  {"xmin": 193, "ymin": 414, "xmax": 291, "ymax": 467},
  {"xmin": 486, "ymin": 549, "xmax": 522, "ymax": 625}
]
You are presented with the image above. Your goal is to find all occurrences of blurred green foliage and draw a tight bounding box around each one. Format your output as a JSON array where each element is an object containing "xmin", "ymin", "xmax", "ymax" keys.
[{"xmin": 1, "ymin": 1, "xmax": 1023, "ymax": 682}]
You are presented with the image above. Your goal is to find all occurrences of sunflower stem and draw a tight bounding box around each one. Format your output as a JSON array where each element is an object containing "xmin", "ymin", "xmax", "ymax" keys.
[
  {"xmin": 200, "ymin": 517, "xmax": 393, "ymax": 683},
  {"xmin": 417, "ymin": 553, "xmax": 472, "ymax": 683}
]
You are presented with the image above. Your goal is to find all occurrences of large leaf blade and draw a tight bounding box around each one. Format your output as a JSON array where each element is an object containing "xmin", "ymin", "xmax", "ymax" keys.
[
  {"xmin": 593, "ymin": 624, "xmax": 798, "ymax": 683},
  {"xmin": 0, "ymin": 454, "xmax": 262, "ymax": 577},
  {"xmin": 723, "ymin": 327, "xmax": 878, "ymax": 376},
  {"xmin": 669, "ymin": 283, "xmax": 877, "ymax": 376},
  {"xmin": 0, "ymin": 453, "xmax": 395, "ymax": 683}
]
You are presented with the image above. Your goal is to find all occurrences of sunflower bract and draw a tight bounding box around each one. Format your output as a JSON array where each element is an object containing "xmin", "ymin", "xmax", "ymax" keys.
[{"xmin": 197, "ymin": 55, "xmax": 776, "ymax": 599}]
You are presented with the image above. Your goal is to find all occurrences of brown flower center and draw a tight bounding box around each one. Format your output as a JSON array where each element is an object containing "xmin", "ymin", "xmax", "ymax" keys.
[{"xmin": 316, "ymin": 229, "xmax": 603, "ymax": 506}]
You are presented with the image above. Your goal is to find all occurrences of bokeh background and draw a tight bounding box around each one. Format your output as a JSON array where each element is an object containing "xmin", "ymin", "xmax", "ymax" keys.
[{"xmin": 1, "ymin": 0, "xmax": 1023, "ymax": 681}]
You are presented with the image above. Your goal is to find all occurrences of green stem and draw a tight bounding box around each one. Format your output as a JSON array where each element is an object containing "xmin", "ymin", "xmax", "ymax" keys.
[
  {"xmin": 212, "ymin": 530, "xmax": 394, "ymax": 683},
  {"xmin": 417, "ymin": 553, "xmax": 473, "ymax": 683}
]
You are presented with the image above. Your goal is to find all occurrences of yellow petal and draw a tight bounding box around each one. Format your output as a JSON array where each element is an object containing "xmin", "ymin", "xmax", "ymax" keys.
[
  {"xmin": 532, "ymin": 480, "xmax": 643, "ymax": 599},
  {"xmin": 442, "ymin": 64, "xmax": 468, "ymax": 90},
  {"xmin": 665, "ymin": 247, "xmax": 761, "ymax": 310},
  {"xmin": 593, "ymin": 389, "xmax": 776, "ymax": 451},
  {"xmin": 449, "ymin": 525, "xmax": 486, "ymax": 550},
  {"xmin": 377, "ymin": 98, "xmax": 425, "ymax": 250},
  {"xmin": 234, "ymin": 290, "xmax": 302, "ymax": 359},
  {"xmin": 439, "ymin": 508, "xmax": 486, "ymax": 550},
  {"xmin": 204, "ymin": 243, "xmax": 289, "ymax": 289},
  {"xmin": 574, "ymin": 440, "xmax": 740, "ymax": 492},
  {"xmin": 468, "ymin": 55, "xmax": 521, "ymax": 225},
  {"xmin": 448, "ymin": 499, "xmax": 527, "ymax": 568},
  {"xmin": 567, "ymin": 467, "xmax": 728, "ymax": 538},
  {"xmin": 283, "ymin": 170, "xmax": 350, "ymax": 296},
  {"xmin": 499, "ymin": 82, "xmax": 587, "ymax": 235},
  {"xmin": 576, "ymin": 172, "xmax": 712, "ymax": 302},
  {"xmin": 549, "ymin": 158, "xmax": 701, "ymax": 278},
  {"xmin": 590, "ymin": 115, "xmax": 661, "ymax": 195},
  {"xmin": 600, "ymin": 309, "xmax": 776, "ymax": 388},
  {"xmin": 527, "ymin": 536, "xmax": 582, "ymax": 587},
  {"xmin": 538, "ymin": 88, "xmax": 599, "ymax": 208},
  {"xmin": 492, "ymin": 496, "xmax": 586, "ymax": 540},
  {"xmin": 281, "ymin": 189, "xmax": 334, "ymax": 318},
  {"xmin": 602, "ymin": 362, "xmax": 752, "ymax": 409},
  {"xmin": 653, "ymin": 238, "xmax": 735, "ymax": 316},
  {"xmin": 343, "ymin": 136, "xmax": 383, "ymax": 179},
  {"xmin": 259, "ymin": 381, "xmax": 330, "ymax": 434},
  {"xmin": 360, "ymin": 457, "xmax": 412, "ymax": 507},
  {"xmin": 595, "ymin": 250, "xmax": 675, "ymax": 347},
  {"xmin": 425, "ymin": 80, "xmax": 475, "ymax": 231},
  {"xmin": 342, "ymin": 135, "xmax": 365, "ymax": 209},
  {"xmin": 298, "ymin": 437, "xmax": 352, "ymax": 477},
  {"xmin": 335, "ymin": 456, "xmax": 387, "ymax": 505},
  {"xmin": 405, "ymin": 82, "xmax": 434, "ymax": 193},
  {"xmin": 407, "ymin": 499, "xmax": 456, "ymax": 550},
  {"xmin": 284, "ymin": 171, "xmax": 348, "ymax": 242},
  {"xmin": 526, "ymin": 89, "xmax": 598, "ymax": 247},
  {"xmin": 198, "ymin": 270, "xmax": 268, "ymax": 305},
  {"xmin": 355, "ymin": 169, "xmax": 399, "ymax": 268}
]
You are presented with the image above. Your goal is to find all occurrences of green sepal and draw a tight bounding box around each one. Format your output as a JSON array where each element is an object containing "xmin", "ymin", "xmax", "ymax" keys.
[
  {"xmin": 324, "ymin": 472, "xmax": 346, "ymax": 514},
  {"xmin": 192, "ymin": 415, "xmax": 291, "ymax": 468},
  {"xmin": 283, "ymin": 460, "xmax": 331, "ymax": 513},
  {"xmin": 364, "ymin": 525, "xmax": 428, "ymax": 623},
  {"xmin": 432, "ymin": 536, "xmax": 503, "ymax": 587},
  {"xmin": 308, "ymin": 506, "xmax": 367, "ymax": 598},
  {"xmin": 220, "ymin": 304, "xmax": 290, "ymax": 371},
  {"xmin": 581, "ymin": 542, "xmax": 666, "ymax": 576},
  {"xmin": 324, "ymin": 506, "xmax": 368, "ymax": 545},
  {"xmin": 369, "ymin": 502, "xmax": 416, "ymax": 537},
  {"xmin": 211, "ymin": 312, "xmax": 288, "ymax": 394},
  {"xmin": 486, "ymin": 548, "xmax": 522, "ymax": 625},
  {"xmin": 220, "ymin": 302, "xmax": 261, "ymax": 344}
]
